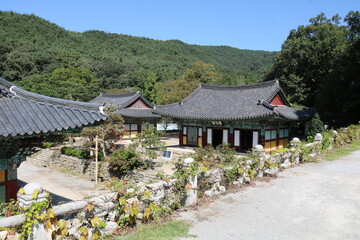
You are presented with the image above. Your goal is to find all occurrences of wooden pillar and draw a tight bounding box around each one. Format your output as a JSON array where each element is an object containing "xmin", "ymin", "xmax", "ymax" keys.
[
  {"xmin": 260, "ymin": 135, "xmax": 266, "ymax": 147},
  {"xmin": 179, "ymin": 129, "xmax": 183, "ymax": 146},
  {"xmin": 229, "ymin": 133, "xmax": 234, "ymax": 148},
  {"xmin": 203, "ymin": 128, "xmax": 208, "ymax": 147},
  {"xmin": 6, "ymin": 179, "xmax": 17, "ymax": 202},
  {"xmin": 137, "ymin": 123, "xmax": 141, "ymax": 134},
  {"xmin": 5, "ymin": 164, "xmax": 18, "ymax": 202}
]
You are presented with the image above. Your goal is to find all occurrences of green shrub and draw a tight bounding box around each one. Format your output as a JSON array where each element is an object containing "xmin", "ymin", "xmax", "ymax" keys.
[
  {"xmin": 42, "ymin": 142, "xmax": 54, "ymax": 149},
  {"xmin": 306, "ymin": 113, "xmax": 325, "ymax": 137},
  {"xmin": 108, "ymin": 150, "xmax": 142, "ymax": 174},
  {"xmin": 60, "ymin": 146, "xmax": 90, "ymax": 159},
  {"xmin": 321, "ymin": 131, "xmax": 333, "ymax": 151}
]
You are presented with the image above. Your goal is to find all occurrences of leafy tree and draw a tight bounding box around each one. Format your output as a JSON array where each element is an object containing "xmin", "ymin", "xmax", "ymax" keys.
[
  {"xmin": 265, "ymin": 11, "xmax": 360, "ymax": 127},
  {"xmin": 138, "ymin": 71, "xmax": 159, "ymax": 104},
  {"xmin": 264, "ymin": 13, "xmax": 347, "ymax": 106},
  {"xmin": 18, "ymin": 67, "xmax": 100, "ymax": 101},
  {"xmin": 128, "ymin": 124, "xmax": 166, "ymax": 168},
  {"xmin": 157, "ymin": 61, "xmax": 221, "ymax": 104},
  {"xmin": 316, "ymin": 11, "xmax": 360, "ymax": 127},
  {"xmin": 305, "ymin": 113, "xmax": 325, "ymax": 137},
  {"xmin": 0, "ymin": 50, "xmax": 36, "ymax": 81},
  {"xmin": 181, "ymin": 61, "xmax": 221, "ymax": 84},
  {"xmin": 81, "ymin": 106, "xmax": 124, "ymax": 158}
]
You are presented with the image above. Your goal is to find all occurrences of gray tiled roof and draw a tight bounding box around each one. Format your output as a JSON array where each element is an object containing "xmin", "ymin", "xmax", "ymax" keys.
[
  {"xmin": 154, "ymin": 80, "xmax": 313, "ymax": 121},
  {"xmin": 0, "ymin": 77, "xmax": 107, "ymax": 138},
  {"xmin": 118, "ymin": 109, "xmax": 161, "ymax": 118},
  {"xmin": 90, "ymin": 92, "xmax": 160, "ymax": 118},
  {"xmin": 90, "ymin": 92, "xmax": 153, "ymax": 108},
  {"xmin": 275, "ymin": 106, "xmax": 316, "ymax": 120}
]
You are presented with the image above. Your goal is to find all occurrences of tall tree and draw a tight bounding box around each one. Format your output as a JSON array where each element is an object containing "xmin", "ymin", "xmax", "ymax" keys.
[
  {"xmin": 265, "ymin": 11, "xmax": 360, "ymax": 127},
  {"xmin": 138, "ymin": 71, "xmax": 159, "ymax": 104},
  {"xmin": 157, "ymin": 61, "xmax": 221, "ymax": 104},
  {"xmin": 316, "ymin": 11, "xmax": 360, "ymax": 127},
  {"xmin": 264, "ymin": 13, "xmax": 347, "ymax": 106}
]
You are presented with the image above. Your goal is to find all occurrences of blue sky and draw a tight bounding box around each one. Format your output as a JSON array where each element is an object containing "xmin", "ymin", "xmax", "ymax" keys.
[{"xmin": 1, "ymin": 0, "xmax": 358, "ymax": 51}]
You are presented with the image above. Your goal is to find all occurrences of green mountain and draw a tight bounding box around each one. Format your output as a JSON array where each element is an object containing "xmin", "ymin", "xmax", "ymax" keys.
[{"xmin": 0, "ymin": 11, "xmax": 276, "ymax": 91}]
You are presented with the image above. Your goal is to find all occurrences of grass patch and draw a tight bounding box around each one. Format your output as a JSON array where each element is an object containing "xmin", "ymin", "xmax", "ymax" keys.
[
  {"xmin": 121, "ymin": 220, "xmax": 195, "ymax": 240},
  {"xmin": 324, "ymin": 139, "xmax": 360, "ymax": 161},
  {"xmin": 59, "ymin": 168, "xmax": 79, "ymax": 176}
]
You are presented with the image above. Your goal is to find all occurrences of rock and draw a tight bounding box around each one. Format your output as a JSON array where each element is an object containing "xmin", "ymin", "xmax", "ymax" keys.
[
  {"xmin": 29, "ymin": 223, "xmax": 47, "ymax": 240},
  {"xmin": 314, "ymin": 133, "xmax": 323, "ymax": 141},
  {"xmin": 204, "ymin": 183, "xmax": 226, "ymax": 197},
  {"xmin": 232, "ymin": 181, "xmax": 240, "ymax": 187},
  {"xmin": 256, "ymin": 170, "xmax": 263, "ymax": 178},
  {"xmin": 244, "ymin": 177, "xmax": 251, "ymax": 183},
  {"xmin": 149, "ymin": 189, "xmax": 166, "ymax": 204},
  {"xmin": 205, "ymin": 168, "xmax": 223, "ymax": 183},
  {"xmin": 104, "ymin": 221, "xmax": 118, "ymax": 234},
  {"xmin": 238, "ymin": 177, "xmax": 244, "ymax": 184},
  {"xmin": 264, "ymin": 167, "xmax": 278, "ymax": 176},
  {"xmin": 23, "ymin": 182, "xmax": 43, "ymax": 195},
  {"xmin": 68, "ymin": 218, "xmax": 82, "ymax": 236},
  {"xmin": 0, "ymin": 231, "xmax": 19, "ymax": 240},
  {"xmin": 280, "ymin": 159, "xmax": 291, "ymax": 169},
  {"xmin": 184, "ymin": 157, "xmax": 195, "ymax": 165},
  {"xmin": 218, "ymin": 186, "xmax": 226, "ymax": 193},
  {"xmin": 204, "ymin": 190, "xmax": 214, "ymax": 197}
]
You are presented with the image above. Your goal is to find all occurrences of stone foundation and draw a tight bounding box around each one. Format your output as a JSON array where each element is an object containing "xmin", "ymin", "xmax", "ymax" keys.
[{"xmin": 27, "ymin": 149, "xmax": 112, "ymax": 181}]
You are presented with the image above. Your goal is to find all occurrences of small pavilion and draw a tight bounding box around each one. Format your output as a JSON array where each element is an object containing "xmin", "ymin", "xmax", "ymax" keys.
[
  {"xmin": 0, "ymin": 77, "xmax": 107, "ymax": 203},
  {"xmin": 154, "ymin": 80, "xmax": 315, "ymax": 152},
  {"xmin": 91, "ymin": 92, "xmax": 160, "ymax": 138}
]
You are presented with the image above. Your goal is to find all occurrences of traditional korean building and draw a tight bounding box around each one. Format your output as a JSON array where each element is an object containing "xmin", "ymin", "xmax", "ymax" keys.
[
  {"xmin": 90, "ymin": 92, "xmax": 160, "ymax": 138},
  {"xmin": 154, "ymin": 80, "xmax": 314, "ymax": 152},
  {"xmin": 0, "ymin": 77, "xmax": 107, "ymax": 203}
]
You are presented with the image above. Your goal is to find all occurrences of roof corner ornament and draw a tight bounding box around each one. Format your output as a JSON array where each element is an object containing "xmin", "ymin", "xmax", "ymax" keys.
[
  {"xmin": 180, "ymin": 101, "xmax": 183, "ymax": 105},
  {"xmin": 9, "ymin": 86, "xmax": 17, "ymax": 96},
  {"xmin": 99, "ymin": 106, "xmax": 105, "ymax": 115},
  {"xmin": 257, "ymin": 99, "xmax": 264, "ymax": 105}
]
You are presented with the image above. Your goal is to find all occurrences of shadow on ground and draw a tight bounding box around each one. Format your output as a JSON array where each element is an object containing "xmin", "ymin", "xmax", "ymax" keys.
[{"xmin": 18, "ymin": 180, "xmax": 72, "ymax": 205}]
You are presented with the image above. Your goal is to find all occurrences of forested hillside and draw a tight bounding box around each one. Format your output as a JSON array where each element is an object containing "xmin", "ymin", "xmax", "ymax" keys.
[{"xmin": 0, "ymin": 11, "xmax": 276, "ymax": 102}]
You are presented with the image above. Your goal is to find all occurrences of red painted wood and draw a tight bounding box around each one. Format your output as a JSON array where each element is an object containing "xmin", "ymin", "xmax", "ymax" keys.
[
  {"xmin": 203, "ymin": 130, "xmax": 208, "ymax": 146},
  {"xmin": 6, "ymin": 180, "xmax": 17, "ymax": 202},
  {"xmin": 179, "ymin": 130, "xmax": 183, "ymax": 146},
  {"xmin": 260, "ymin": 134, "xmax": 266, "ymax": 147},
  {"xmin": 229, "ymin": 133, "xmax": 234, "ymax": 148},
  {"xmin": 270, "ymin": 94, "xmax": 285, "ymax": 106},
  {"xmin": 128, "ymin": 99, "xmax": 151, "ymax": 109}
]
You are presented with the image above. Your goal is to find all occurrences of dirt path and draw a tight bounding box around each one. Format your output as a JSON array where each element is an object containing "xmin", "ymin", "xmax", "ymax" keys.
[
  {"xmin": 178, "ymin": 150, "xmax": 360, "ymax": 240},
  {"xmin": 18, "ymin": 162, "xmax": 110, "ymax": 204}
]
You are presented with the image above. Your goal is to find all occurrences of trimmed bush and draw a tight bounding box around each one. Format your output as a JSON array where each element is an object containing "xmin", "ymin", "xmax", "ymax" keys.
[
  {"xmin": 60, "ymin": 146, "xmax": 90, "ymax": 159},
  {"xmin": 108, "ymin": 150, "xmax": 142, "ymax": 174}
]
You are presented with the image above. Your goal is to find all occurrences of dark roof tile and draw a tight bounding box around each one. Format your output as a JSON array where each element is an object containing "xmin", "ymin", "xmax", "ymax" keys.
[
  {"xmin": 154, "ymin": 80, "xmax": 313, "ymax": 121},
  {"xmin": 0, "ymin": 77, "xmax": 107, "ymax": 138}
]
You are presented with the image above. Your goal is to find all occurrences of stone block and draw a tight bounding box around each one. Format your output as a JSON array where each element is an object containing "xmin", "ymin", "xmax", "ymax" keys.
[{"xmin": 280, "ymin": 159, "xmax": 291, "ymax": 169}]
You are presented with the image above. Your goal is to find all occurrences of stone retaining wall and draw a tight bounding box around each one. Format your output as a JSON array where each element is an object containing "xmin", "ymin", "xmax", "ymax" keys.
[{"xmin": 27, "ymin": 149, "xmax": 112, "ymax": 181}]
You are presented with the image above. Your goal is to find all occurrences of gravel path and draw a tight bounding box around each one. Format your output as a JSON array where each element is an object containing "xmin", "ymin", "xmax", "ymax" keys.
[
  {"xmin": 178, "ymin": 150, "xmax": 360, "ymax": 240},
  {"xmin": 18, "ymin": 162, "xmax": 110, "ymax": 204}
]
